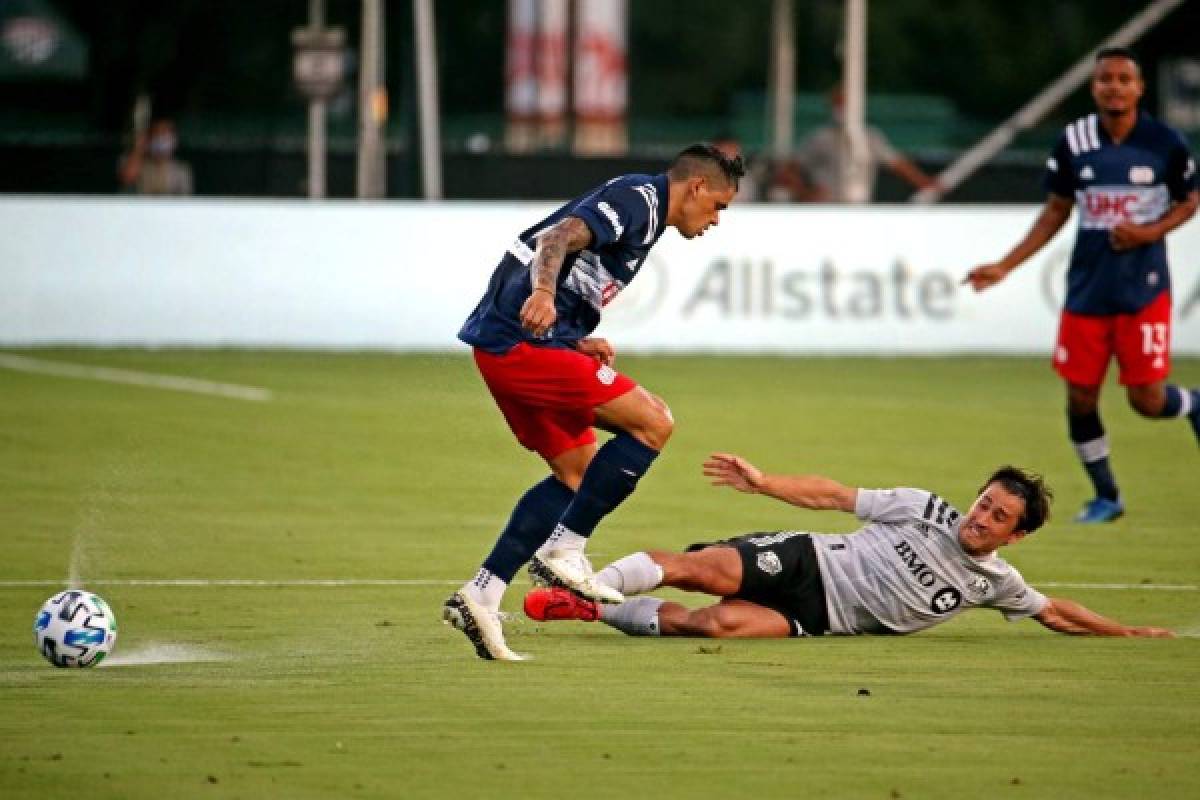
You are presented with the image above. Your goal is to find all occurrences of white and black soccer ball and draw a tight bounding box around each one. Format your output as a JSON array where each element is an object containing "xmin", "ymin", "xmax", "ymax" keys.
[{"xmin": 33, "ymin": 590, "xmax": 118, "ymax": 668}]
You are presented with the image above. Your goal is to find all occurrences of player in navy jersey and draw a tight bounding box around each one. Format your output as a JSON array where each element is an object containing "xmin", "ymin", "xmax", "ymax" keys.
[
  {"xmin": 966, "ymin": 48, "xmax": 1199, "ymax": 524},
  {"xmin": 444, "ymin": 144, "xmax": 744, "ymax": 660}
]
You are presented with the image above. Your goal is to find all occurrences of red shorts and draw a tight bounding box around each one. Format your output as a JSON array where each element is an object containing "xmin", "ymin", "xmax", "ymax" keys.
[
  {"xmin": 473, "ymin": 343, "xmax": 638, "ymax": 459},
  {"xmin": 1053, "ymin": 291, "xmax": 1172, "ymax": 387}
]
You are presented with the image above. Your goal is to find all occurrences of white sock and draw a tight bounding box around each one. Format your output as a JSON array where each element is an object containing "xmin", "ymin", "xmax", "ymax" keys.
[
  {"xmin": 599, "ymin": 597, "xmax": 663, "ymax": 636},
  {"xmin": 597, "ymin": 552, "xmax": 663, "ymax": 595},
  {"xmin": 537, "ymin": 523, "xmax": 588, "ymax": 556},
  {"xmin": 462, "ymin": 568, "xmax": 506, "ymax": 611}
]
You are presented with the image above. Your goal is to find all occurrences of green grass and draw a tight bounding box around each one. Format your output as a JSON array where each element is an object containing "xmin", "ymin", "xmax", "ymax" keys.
[{"xmin": 1, "ymin": 350, "xmax": 1198, "ymax": 800}]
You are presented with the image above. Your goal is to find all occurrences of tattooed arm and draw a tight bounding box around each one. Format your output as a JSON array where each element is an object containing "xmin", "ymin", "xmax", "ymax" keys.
[{"xmin": 520, "ymin": 216, "xmax": 594, "ymax": 336}]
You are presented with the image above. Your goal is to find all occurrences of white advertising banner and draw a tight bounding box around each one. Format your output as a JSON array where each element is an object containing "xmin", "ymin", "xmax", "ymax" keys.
[{"xmin": 1, "ymin": 197, "xmax": 1198, "ymax": 354}]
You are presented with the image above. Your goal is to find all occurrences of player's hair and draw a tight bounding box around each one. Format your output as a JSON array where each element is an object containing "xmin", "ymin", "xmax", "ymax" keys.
[
  {"xmin": 979, "ymin": 466, "xmax": 1053, "ymax": 534},
  {"xmin": 668, "ymin": 142, "xmax": 745, "ymax": 191},
  {"xmin": 1095, "ymin": 47, "xmax": 1141, "ymax": 74}
]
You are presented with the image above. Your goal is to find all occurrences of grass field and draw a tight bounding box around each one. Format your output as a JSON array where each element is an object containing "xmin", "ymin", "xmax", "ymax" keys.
[{"xmin": 1, "ymin": 350, "xmax": 1197, "ymax": 800}]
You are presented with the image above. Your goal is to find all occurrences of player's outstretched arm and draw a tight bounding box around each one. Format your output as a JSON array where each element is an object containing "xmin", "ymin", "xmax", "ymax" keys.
[
  {"xmin": 1033, "ymin": 596, "xmax": 1174, "ymax": 638},
  {"xmin": 964, "ymin": 194, "xmax": 1074, "ymax": 291},
  {"xmin": 520, "ymin": 216, "xmax": 594, "ymax": 336},
  {"xmin": 703, "ymin": 453, "xmax": 857, "ymax": 512}
]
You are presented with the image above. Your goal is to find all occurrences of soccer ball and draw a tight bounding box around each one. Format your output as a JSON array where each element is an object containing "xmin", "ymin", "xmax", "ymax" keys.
[{"xmin": 33, "ymin": 590, "xmax": 118, "ymax": 668}]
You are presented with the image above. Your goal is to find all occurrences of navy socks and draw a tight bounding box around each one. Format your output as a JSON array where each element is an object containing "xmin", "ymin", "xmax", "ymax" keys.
[
  {"xmin": 478, "ymin": 434, "xmax": 660, "ymax": 585},
  {"xmin": 1069, "ymin": 410, "xmax": 1119, "ymax": 502},
  {"xmin": 557, "ymin": 433, "xmax": 660, "ymax": 539},
  {"xmin": 1159, "ymin": 385, "xmax": 1200, "ymax": 445},
  {"xmin": 481, "ymin": 476, "xmax": 574, "ymax": 583}
]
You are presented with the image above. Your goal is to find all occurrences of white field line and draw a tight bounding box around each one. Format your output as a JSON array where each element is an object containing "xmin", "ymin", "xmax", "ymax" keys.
[
  {"xmin": 1038, "ymin": 582, "xmax": 1199, "ymax": 591},
  {"xmin": 0, "ymin": 353, "xmax": 272, "ymax": 402},
  {"xmin": 0, "ymin": 579, "xmax": 1195, "ymax": 591}
]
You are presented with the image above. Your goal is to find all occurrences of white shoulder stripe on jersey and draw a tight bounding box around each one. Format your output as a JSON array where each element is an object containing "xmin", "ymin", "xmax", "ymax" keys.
[
  {"xmin": 633, "ymin": 183, "xmax": 659, "ymax": 245},
  {"xmin": 632, "ymin": 185, "xmax": 654, "ymax": 243},
  {"xmin": 1065, "ymin": 123, "xmax": 1080, "ymax": 156},
  {"xmin": 1075, "ymin": 119, "xmax": 1089, "ymax": 153},
  {"xmin": 597, "ymin": 201, "xmax": 624, "ymax": 239},
  {"xmin": 508, "ymin": 238, "xmax": 534, "ymax": 265},
  {"xmin": 1086, "ymin": 114, "xmax": 1101, "ymax": 150},
  {"xmin": 646, "ymin": 185, "xmax": 658, "ymax": 244}
]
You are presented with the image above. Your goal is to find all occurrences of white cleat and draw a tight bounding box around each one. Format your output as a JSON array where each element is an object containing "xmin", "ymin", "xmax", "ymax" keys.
[
  {"xmin": 528, "ymin": 550, "xmax": 625, "ymax": 604},
  {"xmin": 442, "ymin": 591, "xmax": 525, "ymax": 662}
]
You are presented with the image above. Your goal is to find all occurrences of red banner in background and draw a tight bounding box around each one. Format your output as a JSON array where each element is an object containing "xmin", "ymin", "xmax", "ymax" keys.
[
  {"xmin": 504, "ymin": 0, "xmax": 536, "ymax": 150},
  {"xmin": 573, "ymin": 0, "xmax": 627, "ymax": 154},
  {"xmin": 506, "ymin": 0, "xmax": 568, "ymax": 150},
  {"xmin": 505, "ymin": 0, "xmax": 626, "ymax": 154},
  {"xmin": 535, "ymin": 0, "xmax": 568, "ymax": 147},
  {"xmin": 505, "ymin": 0, "xmax": 537, "ymax": 120}
]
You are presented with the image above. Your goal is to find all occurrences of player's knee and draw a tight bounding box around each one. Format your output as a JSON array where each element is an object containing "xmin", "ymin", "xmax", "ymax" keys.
[
  {"xmin": 549, "ymin": 464, "xmax": 586, "ymax": 491},
  {"xmin": 1067, "ymin": 385, "xmax": 1099, "ymax": 416},
  {"xmin": 640, "ymin": 395, "xmax": 674, "ymax": 449},
  {"xmin": 1127, "ymin": 391, "xmax": 1161, "ymax": 418}
]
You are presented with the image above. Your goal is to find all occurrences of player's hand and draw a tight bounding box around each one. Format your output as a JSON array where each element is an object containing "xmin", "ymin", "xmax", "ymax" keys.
[
  {"xmin": 703, "ymin": 453, "xmax": 765, "ymax": 494},
  {"xmin": 519, "ymin": 289, "xmax": 557, "ymax": 337},
  {"xmin": 962, "ymin": 263, "xmax": 1010, "ymax": 292},
  {"xmin": 1125, "ymin": 626, "xmax": 1176, "ymax": 638},
  {"xmin": 576, "ymin": 337, "xmax": 615, "ymax": 367},
  {"xmin": 1109, "ymin": 222, "xmax": 1155, "ymax": 251}
]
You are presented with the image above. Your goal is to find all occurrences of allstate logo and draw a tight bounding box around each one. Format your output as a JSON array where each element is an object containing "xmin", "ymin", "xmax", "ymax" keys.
[{"xmin": 600, "ymin": 254, "xmax": 668, "ymax": 328}]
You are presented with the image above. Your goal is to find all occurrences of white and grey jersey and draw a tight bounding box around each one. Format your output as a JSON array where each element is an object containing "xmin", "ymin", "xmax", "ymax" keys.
[{"xmin": 811, "ymin": 488, "xmax": 1047, "ymax": 635}]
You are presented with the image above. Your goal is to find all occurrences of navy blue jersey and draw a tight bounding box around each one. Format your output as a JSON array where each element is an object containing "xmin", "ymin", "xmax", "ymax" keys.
[
  {"xmin": 459, "ymin": 173, "xmax": 670, "ymax": 353},
  {"xmin": 1043, "ymin": 112, "xmax": 1196, "ymax": 315}
]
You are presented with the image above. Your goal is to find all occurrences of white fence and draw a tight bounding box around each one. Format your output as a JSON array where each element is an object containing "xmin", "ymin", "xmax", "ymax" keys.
[{"xmin": 2, "ymin": 196, "xmax": 1198, "ymax": 354}]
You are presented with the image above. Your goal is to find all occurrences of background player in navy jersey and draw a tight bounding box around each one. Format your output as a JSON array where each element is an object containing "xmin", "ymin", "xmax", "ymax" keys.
[
  {"xmin": 966, "ymin": 48, "xmax": 1199, "ymax": 524},
  {"xmin": 524, "ymin": 452, "xmax": 1173, "ymax": 639},
  {"xmin": 444, "ymin": 143, "xmax": 744, "ymax": 660}
]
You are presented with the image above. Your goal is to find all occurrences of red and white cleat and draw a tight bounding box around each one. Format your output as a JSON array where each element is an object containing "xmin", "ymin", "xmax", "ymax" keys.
[{"xmin": 523, "ymin": 587, "xmax": 602, "ymax": 622}]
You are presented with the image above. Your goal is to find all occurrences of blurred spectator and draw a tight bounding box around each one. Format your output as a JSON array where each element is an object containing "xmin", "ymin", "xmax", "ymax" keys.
[
  {"xmin": 711, "ymin": 134, "xmax": 763, "ymax": 202},
  {"xmin": 764, "ymin": 158, "xmax": 813, "ymax": 203},
  {"xmin": 794, "ymin": 84, "xmax": 938, "ymax": 202},
  {"xmin": 118, "ymin": 118, "xmax": 193, "ymax": 195}
]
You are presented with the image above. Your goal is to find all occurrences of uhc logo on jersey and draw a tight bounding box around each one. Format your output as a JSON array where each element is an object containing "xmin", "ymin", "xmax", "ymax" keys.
[{"xmin": 1077, "ymin": 186, "xmax": 1168, "ymax": 229}]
